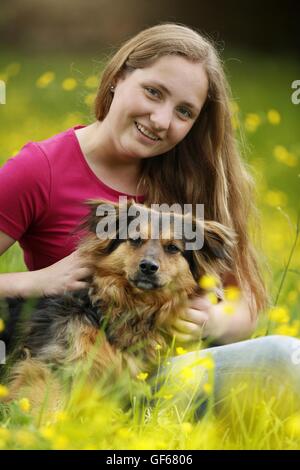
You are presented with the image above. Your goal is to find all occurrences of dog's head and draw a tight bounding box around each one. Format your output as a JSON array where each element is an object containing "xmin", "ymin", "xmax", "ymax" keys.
[{"xmin": 78, "ymin": 198, "xmax": 236, "ymax": 296}]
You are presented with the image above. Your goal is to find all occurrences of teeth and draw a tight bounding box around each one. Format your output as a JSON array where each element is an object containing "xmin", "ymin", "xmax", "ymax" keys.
[{"xmin": 135, "ymin": 122, "xmax": 159, "ymax": 141}]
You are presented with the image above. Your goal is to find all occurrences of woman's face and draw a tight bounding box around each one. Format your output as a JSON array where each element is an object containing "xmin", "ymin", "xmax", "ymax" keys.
[{"xmin": 105, "ymin": 55, "xmax": 209, "ymax": 160}]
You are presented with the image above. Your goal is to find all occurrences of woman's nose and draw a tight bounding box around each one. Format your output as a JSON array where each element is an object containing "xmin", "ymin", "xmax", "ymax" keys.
[{"xmin": 150, "ymin": 105, "xmax": 172, "ymax": 131}]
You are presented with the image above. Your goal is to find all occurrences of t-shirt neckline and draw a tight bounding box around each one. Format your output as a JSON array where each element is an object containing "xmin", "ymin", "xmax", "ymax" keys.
[{"xmin": 70, "ymin": 125, "xmax": 144, "ymax": 200}]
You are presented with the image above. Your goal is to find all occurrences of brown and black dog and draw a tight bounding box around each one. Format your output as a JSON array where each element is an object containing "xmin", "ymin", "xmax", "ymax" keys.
[{"xmin": 3, "ymin": 198, "xmax": 236, "ymax": 409}]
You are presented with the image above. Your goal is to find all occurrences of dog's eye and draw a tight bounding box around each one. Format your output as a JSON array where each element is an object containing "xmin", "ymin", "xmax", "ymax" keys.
[
  {"xmin": 165, "ymin": 243, "xmax": 180, "ymax": 254},
  {"xmin": 128, "ymin": 237, "xmax": 143, "ymax": 247}
]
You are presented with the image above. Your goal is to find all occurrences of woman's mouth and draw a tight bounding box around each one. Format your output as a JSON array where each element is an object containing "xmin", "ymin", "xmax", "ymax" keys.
[{"xmin": 134, "ymin": 121, "xmax": 161, "ymax": 142}]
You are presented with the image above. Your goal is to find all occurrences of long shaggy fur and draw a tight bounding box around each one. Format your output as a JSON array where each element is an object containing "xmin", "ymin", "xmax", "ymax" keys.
[{"xmin": 2, "ymin": 199, "xmax": 236, "ymax": 410}]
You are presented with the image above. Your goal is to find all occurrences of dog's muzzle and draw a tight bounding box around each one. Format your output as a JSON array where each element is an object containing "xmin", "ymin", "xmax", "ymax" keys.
[{"xmin": 130, "ymin": 258, "xmax": 162, "ymax": 290}]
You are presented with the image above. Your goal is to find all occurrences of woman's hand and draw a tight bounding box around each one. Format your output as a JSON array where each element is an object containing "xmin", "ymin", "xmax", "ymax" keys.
[
  {"xmin": 169, "ymin": 296, "xmax": 212, "ymax": 343},
  {"xmin": 32, "ymin": 250, "xmax": 93, "ymax": 297}
]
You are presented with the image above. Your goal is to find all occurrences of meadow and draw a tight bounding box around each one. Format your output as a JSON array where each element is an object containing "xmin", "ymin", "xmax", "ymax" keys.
[{"xmin": 0, "ymin": 48, "xmax": 299, "ymax": 449}]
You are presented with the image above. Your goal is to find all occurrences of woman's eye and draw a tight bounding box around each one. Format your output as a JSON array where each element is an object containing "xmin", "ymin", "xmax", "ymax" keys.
[
  {"xmin": 177, "ymin": 107, "xmax": 192, "ymax": 119},
  {"xmin": 165, "ymin": 244, "xmax": 180, "ymax": 254},
  {"xmin": 145, "ymin": 87, "xmax": 161, "ymax": 98}
]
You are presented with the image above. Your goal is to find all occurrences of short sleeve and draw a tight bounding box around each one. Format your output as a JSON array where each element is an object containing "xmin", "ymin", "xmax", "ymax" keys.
[{"xmin": 0, "ymin": 142, "xmax": 51, "ymax": 240}]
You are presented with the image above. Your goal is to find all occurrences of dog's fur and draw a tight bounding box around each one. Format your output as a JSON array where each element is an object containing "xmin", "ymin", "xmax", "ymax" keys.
[{"xmin": 2, "ymin": 199, "xmax": 236, "ymax": 410}]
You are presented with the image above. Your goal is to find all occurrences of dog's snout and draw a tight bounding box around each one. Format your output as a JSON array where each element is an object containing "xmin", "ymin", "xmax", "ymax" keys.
[{"xmin": 139, "ymin": 259, "xmax": 159, "ymax": 275}]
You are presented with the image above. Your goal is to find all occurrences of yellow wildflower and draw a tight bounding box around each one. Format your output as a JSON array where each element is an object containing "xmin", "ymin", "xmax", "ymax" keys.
[
  {"xmin": 54, "ymin": 410, "xmax": 68, "ymax": 422},
  {"xmin": 181, "ymin": 422, "xmax": 193, "ymax": 433},
  {"xmin": 19, "ymin": 397, "xmax": 31, "ymax": 412},
  {"xmin": 274, "ymin": 324, "xmax": 299, "ymax": 337},
  {"xmin": 0, "ymin": 385, "xmax": 9, "ymax": 398},
  {"xmin": 84, "ymin": 92, "xmax": 96, "ymax": 106},
  {"xmin": 224, "ymin": 285, "xmax": 241, "ymax": 301},
  {"xmin": 40, "ymin": 426, "xmax": 55, "ymax": 440},
  {"xmin": 285, "ymin": 414, "xmax": 300, "ymax": 437},
  {"xmin": 180, "ymin": 367, "xmax": 196, "ymax": 381},
  {"xmin": 203, "ymin": 382, "xmax": 213, "ymax": 394},
  {"xmin": 244, "ymin": 113, "xmax": 261, "ymax": 132},
  {"xmin": 36, "ymin": 71, "xmax": 55, "ymax": 88},
  {"xmin": 199, "ymin": 274, "xmax": 218, "ymax": 290},
  {"xmin": 85, "ymin": 75, "xmax": 98, "ymax": 88},
  {"xmin": 52, "ymin": 435, "xmax": 69, "ymax": 450},
  {"xmin": 223, "ymin": 304, "xmax": 235, "ymax": 316},
  {"xmin": 273, "ymin": 145, "xmax": 298, "ymax": 167},
  {"xmin": 267, "ymin": 109, "xmax": 281, "ymax": 125},
  {"xmin": 155, "ymin": 343, "xmax": 162, "ymax": 350},
  {"xmin": 268, "ymin": 306, "xmax": 290, "ymax": 323},
  {"xmin": 0, "ymin": 319, "xmax": 5, "ymax": 333},
  {"xmin": 15, "ymin": 430, "xmax": 35, "ymax": 447},
  {"xmin": 207, "ymin": 292, "xmax": 218, "ymax": 305},
  {"xmin": 195, "ymin": 356, "xmax": 215, "ymax": 370},
  {"xmin": 162, "ymin": 394, "xmax": 173, "ymax": 400},
  {"xmin": 265, "ymin": 190, "xmax": 287, "ymax": 207},
  {"xmin": 62, "ymin": 78, "xmax": 77, "ymax": 91},
  {"xmin": 176, "ymin": 346, "xmax": 187, "ymax": 355},
  {"xmin": 136, "ymin": 372, "xmax": 148, "ymax": 381},
  {"xmin": 0, "ymin": 428, "xmax": 10, "ymax": 440}
]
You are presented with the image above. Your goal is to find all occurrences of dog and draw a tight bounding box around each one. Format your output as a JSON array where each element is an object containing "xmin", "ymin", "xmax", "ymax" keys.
[{"xmin": 2, "ymin": 198, "xmax": 236, "ymax": 410}]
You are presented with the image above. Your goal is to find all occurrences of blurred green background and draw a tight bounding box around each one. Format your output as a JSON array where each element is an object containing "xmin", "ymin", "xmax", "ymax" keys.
[{"xmin": 0, "ymin": 0, "xmax": 299, "ymax": 328}]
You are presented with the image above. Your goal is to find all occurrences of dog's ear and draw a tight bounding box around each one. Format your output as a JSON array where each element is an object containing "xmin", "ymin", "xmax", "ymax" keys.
[
  {"xmin": 183, "ymin": 218, "xmax": 236, "ymax": 282},
  {"xmin": 78, "ymin": 198, "xmax": 136, "ymax": 234},
  {"xmin": 202, "ymin": 220, "xmax": 236, "ymax": 262}
]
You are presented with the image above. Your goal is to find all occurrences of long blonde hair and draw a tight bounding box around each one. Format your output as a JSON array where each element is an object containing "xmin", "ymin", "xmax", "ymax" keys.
[{"xmin": 94, "ymin": 23, "xmax": 269, "ymax": 316}]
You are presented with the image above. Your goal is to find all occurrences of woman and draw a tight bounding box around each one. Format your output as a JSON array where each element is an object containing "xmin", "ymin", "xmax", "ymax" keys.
[{"xmin": 0, "ymin": 23, "xmax": 299, "ymax": 405}]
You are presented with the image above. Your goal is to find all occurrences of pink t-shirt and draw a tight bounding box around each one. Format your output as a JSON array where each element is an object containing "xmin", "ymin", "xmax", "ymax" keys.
[{"xmin": 0, "ymin": 125, "xmax": 144, "ymax": 271}]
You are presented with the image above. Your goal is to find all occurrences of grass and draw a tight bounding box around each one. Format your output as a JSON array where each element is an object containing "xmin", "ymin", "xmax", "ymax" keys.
[{"xmin": 0, "ymin": 48, "xmax": 300, "ymax": 449}]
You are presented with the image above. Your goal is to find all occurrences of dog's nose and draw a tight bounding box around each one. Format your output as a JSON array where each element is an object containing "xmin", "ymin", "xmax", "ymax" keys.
[{"xmin": 139, "ymin": 259, "xmax": 159, "ymax": 275}]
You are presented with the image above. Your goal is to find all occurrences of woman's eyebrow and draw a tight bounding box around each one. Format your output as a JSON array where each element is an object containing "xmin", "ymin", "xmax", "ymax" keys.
[{"xmin": 148, "ymin": 80, "xmax": 199, "ymax": 111}]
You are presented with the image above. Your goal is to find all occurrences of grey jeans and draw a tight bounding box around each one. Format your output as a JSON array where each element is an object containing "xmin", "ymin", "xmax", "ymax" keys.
[{"xmin": 159, "ymin": 335, "xmax": 300, "ymax": 417}]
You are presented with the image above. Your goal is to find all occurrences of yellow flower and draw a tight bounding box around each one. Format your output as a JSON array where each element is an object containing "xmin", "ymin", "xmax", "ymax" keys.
[
  {"xmin": 62, "ymin": 78, "xmax": 77, "ymax": 91},
  {"xmin": 155, "ymin": 344, "xmax": 162, "ymax": 350},
  {"xmin": 0, "ymin": 428, "xmax": 10, "ymax": 440},
  {"xmin": 265, "ymin": 190, "xmax": 287, "ymax": 207},
  {"xmin": 223, "ymin": 304, "xmax": 235, "ymax": 316},
  {"xmin": 162, "ymin": 394, "xmax": 173, "ymax": 400},
  {"xmin": 136, "ymin": 372, "xmax": 148, "ymax": 381},
  {"xmin": 181, "ymin": 422, "xmax": 193, "ymax": 433},
  {"xmin": 19, "ymin": 397, "xmax": 31, "ymax": 412},
  {"xmin": 36, "ymin": 71, "xmax": 55, "ymax": 88},
  {"xmin": 0, "ymin": 385, "xmax": 9, "ymax": 398},
  {"xmin": 180, "ymin": 367, "xmax": 196, "ymax": 381},
  {"xmin": 176, "ymin": 346, "xmax": 187, "ymax": 355},
  {"xmin": 85, "ymin": 75, "xmax": 99, "ymax": 88},
  {"xmin": 40, "ymin": 426, "xmax": 55, "ymax": 440},
  {"xmin": 244, "ymin": 113, "xmax": 261, "ymax": 133},
  {"xmin": 195, "ymin": 356, "xmax": 215, "ymax": 370},
  {"xmin": 203, "ymin": 382, "xmax": 213, "ymax": 395},
  {"xmin": 268, "ymin": 306, "xmax": 290, "ymax": 323},
  {"xmin": 224, "ymin": 285, "xmax": 241, "ymax": 301},
  {"xmin": 274, "ymin": 324, "xmax": 299, "ymax": 337},
  {"xmin": 0, "ymin": 319, "xmax": 5, "ymax": 333},
  {"xmin": 84, "ymin": 92, "xmax": 96, "ymax": 106},
  {"xmin": 54, "ymin": 410, "xmax": 68, "ymax": 422},
  {"xmin": 199, "ymin": 274, "xmax": 218, "ymax": 290},
  {"xmin": 267, "ymin": 109, "xmax": 281, "ymax": 125},
  {"xmin": 207, "ymin": 292, "xmax": 218, "ymax": 305},
  {"xmin": 52, "ymin": 435, "xmax": 69, "ymax": 450},
  {"xmin": 15, "ymin": 430, "xmax": 36, "ymax": 447},
  {"xmin": 273, "ymin": 145, "xmax": 298, "ymax": 167},
  {"xmin": 117, "ymin": 427, "xmax": 132, "ymax": 439},
  {"xmin": 285, "ymin": 414, "xmax": 300, "ymax": 437}
]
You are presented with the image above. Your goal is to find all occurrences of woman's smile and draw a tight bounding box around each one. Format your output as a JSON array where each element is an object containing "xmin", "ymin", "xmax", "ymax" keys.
[{"xmin": 134, "ymin": 121, "xmax": 161, "ymax": 144}]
